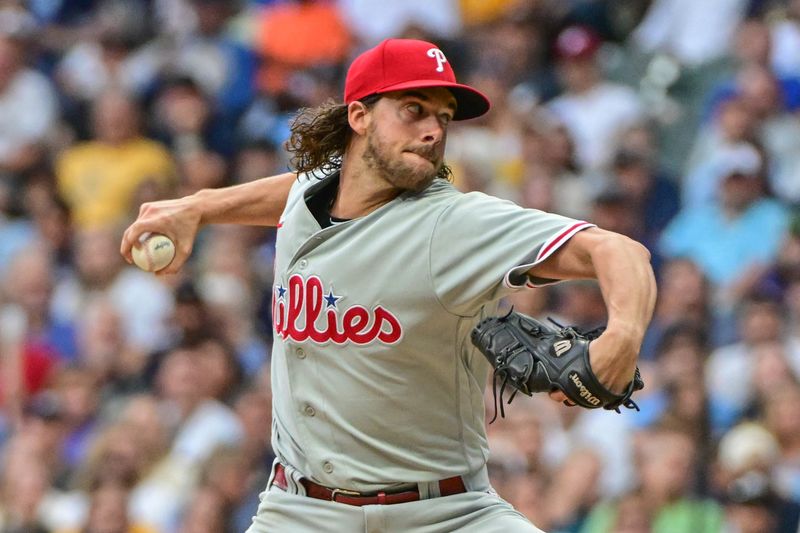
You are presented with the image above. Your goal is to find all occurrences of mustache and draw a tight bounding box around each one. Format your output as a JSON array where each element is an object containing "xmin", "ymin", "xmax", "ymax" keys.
[{"xmin": 406, "ymin": 146, "xmax": 440, "ymax": 162}]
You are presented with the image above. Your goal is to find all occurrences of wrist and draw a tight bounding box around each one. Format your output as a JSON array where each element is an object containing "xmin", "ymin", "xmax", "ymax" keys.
[
  {"xmin": 190, "ymin": 189, "xmax": 215, "ymax": 225},
  {"xmin": 604, "ymin": 320, "xmax": 646, "ymax": 347},
  {"xmin": 589, "ymin": 335, "xmax": 639, "ymax": 394}
]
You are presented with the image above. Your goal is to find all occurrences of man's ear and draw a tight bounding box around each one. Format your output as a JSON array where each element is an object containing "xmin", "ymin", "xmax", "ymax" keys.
[{"xmin": 348, "ymin": 101, "xmax": 371, "ymax": 136}]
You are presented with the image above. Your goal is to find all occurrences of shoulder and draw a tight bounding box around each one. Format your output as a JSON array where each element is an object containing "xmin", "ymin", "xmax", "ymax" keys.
[
  {"xmin": 546, "ymin": 93, "xmax": 573, "ymax": 113},
  {"xmin": 410, "ymin": 178, "xmax": 463, "ymax": 203},
  {"xmin": 435, "ymin": 186, "xmax": 531, "ymax": 217},
  {"xmin": 13, "ymin": 68, "xmax": 55, "ymax": 94},
  {"xmin": 410, "ymin": 183, "xmax": 524, "ymax": 225},
  {"xmin": 752, "ymin": 198, "xmax": 790, "ymax": 217},
  {"xmin": 130, "ymin": 138, "xmax": 173, "ymax": 157},
  {"xmin": 430, "ymin": 185, "xmax": 579, "ymax": 237},
  {"xmin": 289, "ymin": 171, "xmax": 329, "ymax": 201},
  {"xmin": 740, "ymin": 200, "xmax": 791, "ymax": 232},
  {"xmin": 596, "ymin": 81, "xmax": 640, "ymax": 99},
  {"xmin": 57, "ymin": 142, "xmax": 101, "ymax": 165}
]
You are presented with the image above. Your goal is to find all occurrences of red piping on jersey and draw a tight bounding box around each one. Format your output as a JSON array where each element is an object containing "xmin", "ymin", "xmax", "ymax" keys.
[
  {"xmin": 511, "ymin": 221, "xmax": 594, "ymax": 289},
  {"xmin": 535, "ymin": 221, "xmax": 587, "ymax": 262}
]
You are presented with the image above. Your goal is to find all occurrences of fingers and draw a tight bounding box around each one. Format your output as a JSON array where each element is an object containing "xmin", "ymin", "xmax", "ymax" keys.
[
  {"xmin": 155, "ymin": 242, "xmax": 193, "ymax": 276},
  {"xmin": 121, "ymin": 198, "xmax": 202, "ymax": 275},
  {"xmin": 120, "ymin": 221, "xmax": 148, "ymax": 264},
  {"xmin": 549, "ymin": 390, "xmax": 567, "ymax": 402},
  {"xmin": 548, "ymin": 390, "xmax": 576, "ymax": 407},
  {"xmin": 120, "ymin": 219, "xmax": 164, "ymax": 263}
]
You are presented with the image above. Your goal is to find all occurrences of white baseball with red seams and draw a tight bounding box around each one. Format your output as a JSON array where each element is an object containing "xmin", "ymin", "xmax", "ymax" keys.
[{"xmin": 131, "ymin": 233, "xmax": 176, "ymax": 272}]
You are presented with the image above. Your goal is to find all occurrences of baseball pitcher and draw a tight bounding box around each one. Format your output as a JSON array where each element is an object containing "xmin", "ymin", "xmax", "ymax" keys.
[{"xmin": 121, "ymin": 39, "xmax": 656, "ymax": 532}]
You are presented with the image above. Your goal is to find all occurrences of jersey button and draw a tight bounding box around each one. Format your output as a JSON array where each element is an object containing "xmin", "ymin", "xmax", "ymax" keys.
[
  {"xmin": 323, "ymin": 461, "xmax": 334, "ymax": 474},
  {"xmin": 299, "ymin": 259, "xmax": 308, "ymax": 269},
  {"xmin": 296, "ymin": 347, "xmax": 306, "ymax": 359},
  {"xmin": 303, "ymin": 404, "xmax": 316, "ymax": 417}
]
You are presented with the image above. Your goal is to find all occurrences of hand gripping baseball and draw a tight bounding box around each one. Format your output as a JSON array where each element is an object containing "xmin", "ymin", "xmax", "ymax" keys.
[
  {"xmin": 120, "ymin": 198, "xmax": 202, "ymax": 275},
  {"xmin": 470, "ymin": 311, "xmax": 644, "ymax": 422}
]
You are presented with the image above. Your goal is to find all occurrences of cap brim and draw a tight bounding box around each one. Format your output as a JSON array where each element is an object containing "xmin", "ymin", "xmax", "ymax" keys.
[{"xmin": 374, "ymin": 80, "xmax": 491, "ymax": 120}]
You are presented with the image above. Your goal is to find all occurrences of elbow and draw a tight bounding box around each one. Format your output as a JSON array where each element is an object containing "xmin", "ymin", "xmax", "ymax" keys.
[
  {"xmin": 626, "ymin": 235, "xmax": 652, "ymax": 264},
  {"xmin": 596, "ymin": 231, "xmax": 652, "ymax": 264}
]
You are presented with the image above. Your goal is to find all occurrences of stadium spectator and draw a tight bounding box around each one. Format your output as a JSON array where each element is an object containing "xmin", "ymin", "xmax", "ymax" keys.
[
  {"xmin": 547, "ymin": 25, "xmax": 644, "ymax": 172},
  {"xmin": 0, "ymin": 2, "xmax": 797, "ymax": 530},
  {"xmin": 0, "ymin": 33, "xmax": 59, "ymax": 176},
  {"xmin": 661, "ymin": 143, "xmax": 789, "ymax": 306},
  {"xmin": 56, "ymin": 91, "xmax": 176, "ymax": 229}
]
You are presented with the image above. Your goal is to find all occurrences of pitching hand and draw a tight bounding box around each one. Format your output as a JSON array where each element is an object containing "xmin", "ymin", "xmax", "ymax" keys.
[{"xmin": 120, "ymin": 197, "xmax": 202, "ymax": 276}]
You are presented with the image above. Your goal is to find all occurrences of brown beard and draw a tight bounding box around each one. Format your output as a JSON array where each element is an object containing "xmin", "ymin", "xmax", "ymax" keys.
[{"xmin": 362, "ymin": 123, "xmax": 442, "ymax": 192}]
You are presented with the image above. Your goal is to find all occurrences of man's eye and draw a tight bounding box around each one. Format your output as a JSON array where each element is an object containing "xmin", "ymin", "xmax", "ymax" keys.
[
  {"xmin": 440, "ymin": 114, "xmax": 452, "ymax": 126},
  {"xmin": 407, "ymin": 103, "xmax": 422, "ymax": 114}
]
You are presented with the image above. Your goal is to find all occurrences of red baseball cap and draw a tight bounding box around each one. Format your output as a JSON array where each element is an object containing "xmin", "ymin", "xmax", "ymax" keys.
[
  {"xmin": 344, "ymin": 39, "xmax": 491, "ymax": 120},
  {"xmin": 554, "ymin": 25, "xmax": 602, "ymax": 61}
]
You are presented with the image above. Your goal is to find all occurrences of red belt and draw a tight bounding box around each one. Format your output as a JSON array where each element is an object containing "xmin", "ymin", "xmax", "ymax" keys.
[{"xmin": 272, "ymin": 463, "xmax": 466, "ymax": 506}]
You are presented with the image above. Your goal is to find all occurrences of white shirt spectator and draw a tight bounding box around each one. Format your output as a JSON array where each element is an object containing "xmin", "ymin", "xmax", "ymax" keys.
[
  {"xmin": 338, "ymin": 0, "xmax": 462, "ymax": 45},
  {"xmin": 538, "ymin": 400, "xmax": 637, "ymax": 497},
  {"xmin": 170, "ymin": 399, "xmax": 244, "ymax": 464},
  {"xmin": 771, "ymin": 18, "xmax": 800, "ymax": 76},
  {"xmin": 56, "ymin": 40, "xmax": 164, "ymax": 101},
  {"xmin": 128, "ymin": 399, "xmax": 244, "ymax": 532},
  {"xmin": 760, "ymin": 111, "xmax": 800, "ymax": 204},
  {"xmin": 51, "ymin": 267, "xmax": 174, "ymax": 354},
  {"xmin": 706, "ymin": 338, "xmax": 800, "ymax": 416},
  {"xmin": 0, "ymin": 68, "xmax": 58, "ymax": 164},
  {"xmin": 547, "ymin": 82, "xmax": 643, "ymax": 171},
  {"xmin": 633, "ymin": 0, "xmax": 750, "ymax": 66}
]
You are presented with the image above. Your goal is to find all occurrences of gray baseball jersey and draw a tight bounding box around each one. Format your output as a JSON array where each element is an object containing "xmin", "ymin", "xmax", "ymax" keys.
[{"xmin": 269, "ymin": 173, "xmax": 593, "ymax": 493}]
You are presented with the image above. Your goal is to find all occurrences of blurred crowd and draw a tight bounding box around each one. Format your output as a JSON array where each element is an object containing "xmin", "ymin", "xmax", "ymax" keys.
[{"xmin": 0, "ymin": 0, "xmax": 799, "ymax": 532}]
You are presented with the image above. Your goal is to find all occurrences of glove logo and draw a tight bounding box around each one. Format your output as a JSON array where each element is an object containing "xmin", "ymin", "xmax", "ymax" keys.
[
  {"xmin": 569, "ymin": 372, "xmax": 601, "ymax": 406},
  {"xmin": 553, "ymin": 340, "xmax": 572, "ymax": 357}
]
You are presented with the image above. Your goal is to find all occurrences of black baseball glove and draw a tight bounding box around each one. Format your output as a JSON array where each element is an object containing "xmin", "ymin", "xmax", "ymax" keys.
[{"xmin": 470, "ymin": 310, "xmax": 644, "ymax": 422}]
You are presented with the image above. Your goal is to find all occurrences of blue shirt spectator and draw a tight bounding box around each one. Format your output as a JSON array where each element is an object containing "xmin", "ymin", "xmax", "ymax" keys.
[{"xmin": 662, "ymin": 143, "xmax": 790, "ymax": 287}]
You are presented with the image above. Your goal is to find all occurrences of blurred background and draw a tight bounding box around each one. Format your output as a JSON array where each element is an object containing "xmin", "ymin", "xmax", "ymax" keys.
[{"xmin": 0, "ymin": 0, "xmax": 799, "ymax": 531}]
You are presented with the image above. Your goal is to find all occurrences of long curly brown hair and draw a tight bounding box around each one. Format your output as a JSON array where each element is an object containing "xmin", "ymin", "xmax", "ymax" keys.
[{"xmin": 285, "ymin": 95, "xmax": 452, "ymax": 181}]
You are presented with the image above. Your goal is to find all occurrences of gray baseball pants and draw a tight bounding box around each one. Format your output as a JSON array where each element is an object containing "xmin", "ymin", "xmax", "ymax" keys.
[{"xmin": 245, "ymin": 482, "xmax": 544, "ymax": 532}]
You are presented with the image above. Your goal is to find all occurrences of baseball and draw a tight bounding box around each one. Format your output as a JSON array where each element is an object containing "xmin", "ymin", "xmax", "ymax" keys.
[{"xmin": 132, "ymin": 233, "xmax": 176, "ymax": 272}]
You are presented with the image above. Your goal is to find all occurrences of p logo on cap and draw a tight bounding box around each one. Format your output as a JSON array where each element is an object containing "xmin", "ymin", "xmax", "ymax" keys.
[
  {"xmin": 426, "ymin": 48, "xmax": 447, "ymax": 72},
  {"xmin": 344, "ymin": 38, "xmax": 491, "ymax": 121}
]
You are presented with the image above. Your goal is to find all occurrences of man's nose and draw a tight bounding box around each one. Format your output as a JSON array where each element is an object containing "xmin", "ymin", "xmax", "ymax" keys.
[{"xmin": 420, "ymin": 115, "xmax": 446, "ymax": 144}]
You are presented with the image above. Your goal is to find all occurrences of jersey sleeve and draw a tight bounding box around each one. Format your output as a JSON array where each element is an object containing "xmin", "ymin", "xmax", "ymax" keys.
[{"xmin": 429, "ymin": 191, "xmax": 594, "ymax": 316}]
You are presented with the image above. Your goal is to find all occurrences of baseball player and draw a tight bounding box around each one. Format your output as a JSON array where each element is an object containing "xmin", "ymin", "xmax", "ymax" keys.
[{"xmin": 122, "ymin": 39, "xmax": 656, "ymax": 532}]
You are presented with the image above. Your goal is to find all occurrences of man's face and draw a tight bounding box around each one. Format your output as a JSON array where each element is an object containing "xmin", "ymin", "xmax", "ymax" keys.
[
  {"xmin": 720, "ymin": 172, "xmax": 761, "ymax": 212},
  {"xmin": 92, "ymin": 92, "xmax": 140, "ymax": 144},
  {"xmin": 557, "ymin": 58, "xmax": 597, "ymax": 93},
  {"xmin": 0, "ymin": 38, "xmax": 22, "ymax": 90},
  {"xmin": 361, "ymin": 88, "xmax": 456, "ymax": 192}
]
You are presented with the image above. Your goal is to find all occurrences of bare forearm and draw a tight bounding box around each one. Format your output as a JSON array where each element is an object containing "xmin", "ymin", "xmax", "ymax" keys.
[
  {"xmin": 530, "ymin": 228, "xmax": 656, "ymax": 338},
  {"xmin": 529, "ymin": 228, "xmax": 657, "ymax": 393},
  {"xmin": 194, "ymin": 172, "xmax": 296, "ymax": 226},
  {"xmin": 121, "ymin": 172, "xmax": 296, "ymax": 273},
  {"xmin": 590, "ymin": 235, "xmax": 657, "ymax": 343},
  {"xmin": 585, "ymin": 233, "xmax": 656, "ymax": 391}
]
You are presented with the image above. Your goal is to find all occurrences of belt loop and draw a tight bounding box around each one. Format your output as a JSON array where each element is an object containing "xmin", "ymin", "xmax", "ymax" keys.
[
  {"xmin": 267, "ymin": 459, "xmax": 280, "ymax": 489},
  {"xmin": 418, "ymin": 480, "xmax": 439, "ymax": 499},
  {"xmin": 377, "ymin": 492, "xmax": 386, "ymax": 505}
]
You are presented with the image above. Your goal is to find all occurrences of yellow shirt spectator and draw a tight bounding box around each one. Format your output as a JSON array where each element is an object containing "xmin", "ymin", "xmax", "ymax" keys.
[
  {"xmin": 57, "ymin": 137, "xmax": 175, "ymax": 229},
  {"xmin": 459, "ymin": 0, "xmax": 521, "ymax": 26}
]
